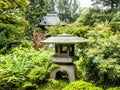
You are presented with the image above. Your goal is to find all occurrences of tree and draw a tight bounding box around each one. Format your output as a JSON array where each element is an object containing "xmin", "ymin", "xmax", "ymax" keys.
[
  {"xmin": 44, "ymin": 0, "xmax": 80, "ymax": 22},
  {"xmin": 25, "ymin": 0, "xmax": 46, "ymax": 38},
  {"xmin": 0, "ymin": 0, "xmax": 29, "ymax": 54},
  {"xmin": 57, "ymin": 0, "xmax": 80, "ymax": 22},
  {"xmin": 44, "ymin": 0, "xmax": 56, "ymax": 13},
  {"xmin": 110, "ymin": 12, "xmax": 120, "ymax": 32},
  {"xmin": 91, "ymin": 0, "xmax": 120, "ymax": 12},
  {"xmin": 76, "ymin": 7, "xmax": 113, "ymax": 26}
]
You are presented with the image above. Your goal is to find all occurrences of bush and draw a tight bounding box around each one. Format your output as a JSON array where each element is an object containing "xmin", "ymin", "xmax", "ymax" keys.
[
  {"xmin": 106, "ymin": 87, "xmax": 120, "ymax": 90},
  {"xmin": 77, "ymin": 23, "xmax": 120, "ymax": 86},
  {"xmin": 39, "ymin": 79, "xmax": 69, "ymax": 90},
  {"xmin": 63, "ymin": 80, "xmax": 103, "ymax": 90},
  {"xmin": 46, "ymin": 22, "xmax": 91, "ymax": 37},
  {"xmin": 32, "ymin": 32, "xmax": 45, "ymax": 49},
  {"xmin": 76, "ymin": 7, "xmax": 113, "ymax": 26},
  {"xmin": 0, "ymin": 23, "xmax": 25, "ymax": 54},
  {"xmin": 107, "ymin": 87, "xmax": 120, "ymax": 90},
  {"xmin": 110, "ymin": 12, "xmax": 120, "ymax": 32},
  {"xmin": 0, "ymin": 44, "xmax": 57, "ymax": 89}
]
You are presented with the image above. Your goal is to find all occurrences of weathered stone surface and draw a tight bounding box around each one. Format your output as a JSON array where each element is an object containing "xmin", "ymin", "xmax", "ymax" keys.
[
  {"xmin": 41, "ymin": 34, "xmax": 88, "ymax": 81},
  {"xmin": 50, "ymin": 64, "xmax": 76, "ymax": 81},
  {"xmin": 51, "ymin": 55, "xmax": 78, "ymax": 63},
  {"xmin": 41, "ymin": 33, "xmax": 88, "ymax": 44}
]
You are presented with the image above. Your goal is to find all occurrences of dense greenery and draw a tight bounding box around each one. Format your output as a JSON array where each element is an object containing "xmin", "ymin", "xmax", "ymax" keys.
[
  {"xmin": 92, "ymin": 0, "xmax": 120, "ymax": 12},
  {"xmin": 44, "ymin": 0, "xmax": 80, "ymax": 22},
  {"xmin": 25, "ymin": 0, "xmax": 46, "ymax": 38},
  {"xmin": 46, "ymin": 22, "xmax": 90, "ymax": 37},
  {"xmin": 45, "ymin": 6, "xmax": 120, "ymax": 89},
  {"xmin": 106, "ymin": 87, "xmax": 120, "ymax": 90},
  {"xmin": 77, "ymin": 23, "xmax": 120, "ymax": 86},
  {"xmin": 110, "ymin": 12, "xmax": 120, "ymax": 32},
  {"xmin": 0, "ymin": 42, "xmax": 57, "ymax": 90},
  {"xmin": 0, "ymin": 0, "xmax": 29, "ymax": 54},
  {"xmin": 0, "ymin": 0, "xmax": 120, "ymax": 90},
  {"xmin": 76, "ymin": 7, "xmax": 113, "ymax": 26},
  {"xmin": 63, "ymin": 80, "xmax": 103, "ymax": 90}
]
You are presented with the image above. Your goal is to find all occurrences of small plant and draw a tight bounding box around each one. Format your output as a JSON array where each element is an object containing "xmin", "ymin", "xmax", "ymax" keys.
[
  {"xmin": 32, "ymin": 32, "xmax": 45, "ymax": 49},
  {"xmin": 39, "ymin": 79, "xmax": 69, "ymax": 90},
  {"xmin": 63, "ymin": 80, "xmax": 103, "ymax": 90},
  {"xmin": 107, "ymin": 87, "xmax": 120, "ymax": 90}
]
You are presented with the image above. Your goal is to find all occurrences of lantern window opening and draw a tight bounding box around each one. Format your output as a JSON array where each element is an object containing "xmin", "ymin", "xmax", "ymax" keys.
[{"xmin": 54, "ymin": 44, "xmax": 75, "ymax": 56}]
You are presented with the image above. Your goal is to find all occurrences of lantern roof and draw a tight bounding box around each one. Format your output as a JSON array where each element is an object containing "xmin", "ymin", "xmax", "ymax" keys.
[{"xmin": 41, "ymin": 34, "xmax": 88, "ymax": 44}]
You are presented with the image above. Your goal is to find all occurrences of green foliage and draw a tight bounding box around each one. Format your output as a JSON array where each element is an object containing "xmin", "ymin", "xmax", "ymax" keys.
[
  {"xmin": 45, "ymin": 10, "xmax": 120, "ymax": 88},
  {"xmin": 0, "ymin": 44, "xmax": 56, "ymax": 89},
  {"xmin": 0, "ymin": 23, "xmax": 27, "ymax": 54},
  {"xmin": 46, "ymin": 22, "xmax": 91, "ymax": 37},
  {"xmin": 77, "ymin": 23, "xmax": 120, "ymax": 86},
  {"xmin": 39, "ymin": 79, "xmax": 69, "ymax": 90},
  {"xmin": 25, "ymin": 0, "xmax": 46, "ymax": 38},
  {"xmin": 0, "ymin": 0, "xmax": 29, "ymax": 13},
  {"xmin": 0, "ymin": 0, "xmax": 29, "ymax": 54},
  {"xmin": 22, "ymin": 81, "xmax": 38, "ymax": 90},
  {"xmin": 74, "ymin": 57, "xmax": 84, "ymax": 79},
  {"xmin": 91, "ymin": 0, "xmax": 120, "ymax": 12},
  {"xmin": 0, "ymin": 1, "xmax": 120, "ymax": 89},
  {"xmin": 44, "ymin": 0, "xmax": 55, "ymax": 13},
  {"xmin": 44, "ymin": 0, "xmax": 80, "ymax": 22},
  {"xmin": 63, "ymin": 80, "xmax": 103, "ymax": 90},
  {"xmin": 76, "ymin": 7, "xmax": 113, "ymax": 26},
  {"xmin": 57, "ymin": 0, "xmax": 80, "ymax": 22},
  {"xmin": 110, "ymin": 12, "xmax": 120, "ymax": 32},
  {"xmin": 107, "ymin": 87, "xmax": 120, "ymax": 90}
]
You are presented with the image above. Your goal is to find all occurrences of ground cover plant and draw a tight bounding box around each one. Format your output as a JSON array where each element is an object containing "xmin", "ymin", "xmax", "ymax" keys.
[
  {"xmin": 0, "ymin": 42, "xmax": 58, "ymax": 90},
  {"xmin": 63, "ymin": 80, "xmax": 103, "ymax": 90}
]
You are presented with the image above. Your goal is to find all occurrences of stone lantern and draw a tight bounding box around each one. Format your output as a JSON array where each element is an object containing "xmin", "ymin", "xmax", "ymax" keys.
[{"xmin": 41, "ymin": 34, "xmax": 88, "ymax": 81}]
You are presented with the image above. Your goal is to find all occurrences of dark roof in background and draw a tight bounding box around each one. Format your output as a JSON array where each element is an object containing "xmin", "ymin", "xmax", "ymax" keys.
[{"xmin": 40, "ymin": 14, "xmax": 66, "ymax": 26}]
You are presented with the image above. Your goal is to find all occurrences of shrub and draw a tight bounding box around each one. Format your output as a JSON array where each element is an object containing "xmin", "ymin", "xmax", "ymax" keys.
[
  {"xmin": 46, "ymin": 22, "xmax": 91, "ymax": 37},
  {"xmin": 39, "ymin": 79, "xmax": 69, "ymax": 90},
  {"xmin": 0, "ymin": 23, "xmax": 25, "ymax": 54},
  {"xmin": 0, "ymin": 44, "xmax": 57, "ymax": 89},
  {"xmin": 109, "ymin": 12, "xmax": 120, "ymax": 32},
  {"xmin": 32, "ymin": 32, "xmax": 45, "ymax": 49},
  {"xmin": 77, "ymin": 23, "xmax": 120, "ymax": 86},
  {"xmin": 106, "ymin": 87, "xmax": 120, "ymax": 90},
  {"xmin": 63, "ymin": 80, "xmax": 103, "ymax": 90}
]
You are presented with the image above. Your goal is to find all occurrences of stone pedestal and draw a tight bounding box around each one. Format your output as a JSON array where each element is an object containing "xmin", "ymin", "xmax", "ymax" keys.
[{"xmin": 50, "ymin": 64, "xmax": 76, "ymax": 81}]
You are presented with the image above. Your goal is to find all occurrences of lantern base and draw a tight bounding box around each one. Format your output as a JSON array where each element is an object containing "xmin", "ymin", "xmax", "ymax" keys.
[{"xmin": 50, "ymin": 64, "xmax": 76, "ymax": 81}]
